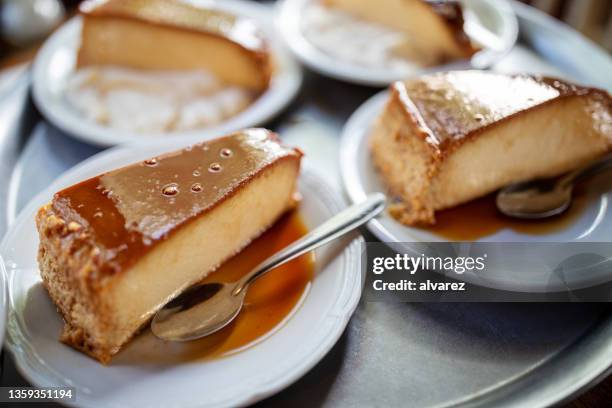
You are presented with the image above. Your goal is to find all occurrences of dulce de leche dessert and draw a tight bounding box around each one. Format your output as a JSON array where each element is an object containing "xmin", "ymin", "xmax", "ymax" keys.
[
  {"xmin": 370, "ymin": 70, "xmax": 612, "ymax": 225},
  {"xmin": 36, "ymin": 129, "xmax": 302, "ymax": 363},
  {"xmin": 77, "ymin": 0, "xmax": 271, "ymax": 92},
  {"xmin": 323, "ymin": 0, "xmax": 478, "ymax": 65}
]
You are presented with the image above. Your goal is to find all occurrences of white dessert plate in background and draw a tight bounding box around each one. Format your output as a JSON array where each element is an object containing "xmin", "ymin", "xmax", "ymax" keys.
[
  {"xmin": 277, "ymin": 0, "xmax": 518, "ymax": 87},
  {"xmin": 339, "ymin": 90, "xmax": 612, "ymax": 292},
  {"xmin": 32, "ymin": 0, "xmax": 303, "ymax": 147},
  {"xmin": 0, "ymin": 144, "xmax": 362, "ymax": 407}
]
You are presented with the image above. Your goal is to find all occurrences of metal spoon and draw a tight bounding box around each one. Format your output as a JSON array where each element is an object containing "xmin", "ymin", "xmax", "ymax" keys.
[
  {"xmin": 496, "ymin": 155, "xmax": 612, "ymax": 219},
  {"xmin": 151, "ymin": 193, "xmax": 386, "ymax": 341}
]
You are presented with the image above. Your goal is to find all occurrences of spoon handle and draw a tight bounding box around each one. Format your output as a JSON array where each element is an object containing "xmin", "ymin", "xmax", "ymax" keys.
[
  {"xmin": 233, "ymin": 193, "xmax": 387, "ymax": 295},
  {"xmin": 562, "ymin": 154, "xmax": 612, "ymax": 186}
]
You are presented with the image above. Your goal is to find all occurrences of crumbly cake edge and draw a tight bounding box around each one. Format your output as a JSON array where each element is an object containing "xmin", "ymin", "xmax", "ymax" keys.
[
  {"xmin": 370, "ymin": 92, "xmax": 441, "ymax": 226},
  {"xmin": 36, "ymin": 204, "xmax": 117, "ymax": 364}
]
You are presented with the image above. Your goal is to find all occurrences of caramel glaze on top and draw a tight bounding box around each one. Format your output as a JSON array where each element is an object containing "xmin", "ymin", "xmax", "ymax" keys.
[
  {"xmin": 426, "ymin": 0, "xmax": 477, "ymax": 57},
  {"xmin": 79, "ymin": 0, "xmax": 268, "ymax": 55},
  {"xmin": 51, "ymin": 129, "xmax": 301, "ymax": 277},
  {"xmin": 393, "ymin": 71, "xmax": 612, "ymax": 156}
]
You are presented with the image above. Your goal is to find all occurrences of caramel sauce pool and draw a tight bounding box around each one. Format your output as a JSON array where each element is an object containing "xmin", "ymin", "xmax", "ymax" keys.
[
  {"xmin": 421, "ymin": 189, "xmax": 588, "ymax": 241},
  {"xmin": 119, "ymin": 211, "xmax": 314, "ymax": 364}
]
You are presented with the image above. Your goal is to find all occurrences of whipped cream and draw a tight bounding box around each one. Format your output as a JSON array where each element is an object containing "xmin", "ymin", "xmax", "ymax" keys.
[
  {"xmin": 301, "ymin": 3, "xmax": 420, "ymax": 71},
  {"xmin": 66, "ymin": 67, "xmax": 253, "ymax": 134}
]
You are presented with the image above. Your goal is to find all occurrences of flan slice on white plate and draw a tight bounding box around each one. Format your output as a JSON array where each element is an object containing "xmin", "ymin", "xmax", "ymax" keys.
[
  {"xmin": 77, "ymin": 0, "xmax": 271, "ymax": 92},
  {"xmin": 370, "ymin": 70, "xmax": 612, "ymax": 225},
  {"xmin": 36, "ymin": 129, "xmax": 302, "ymax": 363},
  {"xmin": 323, "ymin": 0, "xmax": 478, "ymax": 65}
]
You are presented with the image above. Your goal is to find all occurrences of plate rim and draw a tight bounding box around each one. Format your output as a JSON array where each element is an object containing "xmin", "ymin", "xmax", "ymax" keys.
[
  {"xmin": 339, "ymin": 89, "xmax": 396, "ymax": 243},
  {"xmin": 0, "ymin": 146, "xmax": 363, "ymax": 407},
  {"xmin": 31, "ymin": 0, "xmax": 303, "ymax": 148},
  {"xmin": 0, "ymin": 253, "xmax": 7, "ymax": 358},
  {"xmin": 276, "ymin": 0, "xmax": 519, "ymax": 87}
]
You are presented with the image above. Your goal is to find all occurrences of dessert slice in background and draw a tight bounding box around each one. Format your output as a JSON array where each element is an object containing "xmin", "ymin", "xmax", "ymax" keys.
[
  {"xmin": 77, "ymin": 0, "xmax": 271, "ymax": 92},
  {"xmin": 36, "ymin": 129, "xmax": 302, "ymax": 363},
  {"xmin": 370, "ymin": 70, "xmax": 612, "ymax": 226},
  {"xmin": 322, "ymin": 0, "xmax": 478, "ymax": 65}
]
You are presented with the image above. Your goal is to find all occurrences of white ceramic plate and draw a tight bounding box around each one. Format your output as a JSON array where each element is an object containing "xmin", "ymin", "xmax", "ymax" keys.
[
  {"xmin": 32, "ymin": 0, "xmax": 303, "ymax": 147},
  {"xmin": 277, "ymin": 0, "xmax": 518, "ymax": 86},
  {"xmin": 0, "ymin": 249, "xmax": 7, "ymax": 357},
  {"xmin": 339, "ymin": 90, "xmax": 612, "ymax": 292},
  {"xmin": 1, "ymin": 144, "xmax": 363, "ymax": 407}
]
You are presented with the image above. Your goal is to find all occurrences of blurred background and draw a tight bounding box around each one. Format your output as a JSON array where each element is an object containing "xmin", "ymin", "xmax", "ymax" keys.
[
  {"xmin": 521, "ymin": 0, "xmax": 612, "ymax": 51},
  {"xmin": 0, "ymin": 0, "xmax": 610, "ymax": 68}
]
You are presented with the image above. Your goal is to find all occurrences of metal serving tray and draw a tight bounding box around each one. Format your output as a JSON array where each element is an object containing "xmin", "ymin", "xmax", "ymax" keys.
[{"xmin": 2, "ymin": 2, "xmax": 612, "ymax": 407}]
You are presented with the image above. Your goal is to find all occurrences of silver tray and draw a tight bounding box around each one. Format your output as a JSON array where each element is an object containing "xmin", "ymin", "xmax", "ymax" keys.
[{"xmin": 2, "ymin": 2, "xmax": 612, "ymax": 406}]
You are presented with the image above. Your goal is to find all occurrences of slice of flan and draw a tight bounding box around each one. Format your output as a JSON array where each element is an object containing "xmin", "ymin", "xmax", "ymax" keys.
[
  {"xmin": 323, "ymin": 0, "xmax": 478, "ymax": 65},
  {"xmin": 77, "ymin": 0, "xmax": 271, "ymax": 92},
  {"xmin": 370, "ymin": 71, "xmax": 612, "ymax": 225},
  {"xmin": 36, "ymin": 129, "xmax": 302, "ymax": 363}
]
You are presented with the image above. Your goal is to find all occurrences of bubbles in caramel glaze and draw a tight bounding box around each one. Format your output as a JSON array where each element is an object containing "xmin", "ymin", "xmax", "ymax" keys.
[
  {"xmin": 220, "ymin": 148, "xmax": 233, "ymax": 158},
  {"xmin": 87, "ymin": 129, "xmax": 301, "ymax": 251},
  {"xmin": 144, "ymin": 158, "xmax": 158, "ymax": 167},
  {"xmin": 209, "ymin": 163, "xmax": 222, "ymax": 173},
  {"xmin": 191, "ymin": 183, "xmax": 203, "ymax": 193},
  {"xmin": 162, "ymin": 183, "xmax": 180, "ymax": 197}
]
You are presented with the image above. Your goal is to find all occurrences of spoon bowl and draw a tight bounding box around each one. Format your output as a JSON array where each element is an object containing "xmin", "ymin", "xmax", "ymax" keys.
[
  {"xmin": 496, "ymin": 155, "xmax": 612, "ymax": 219},
  {"xmin": 151, "ymin": 193, "xmax": 386, "ymax": 342},
  {"xmin": 496, "ymin": 180, "xmax": 573, "ymax": 219},
  {"xmin": 152, "ymin": 283, "xmax": 245, "ymax": 341}
]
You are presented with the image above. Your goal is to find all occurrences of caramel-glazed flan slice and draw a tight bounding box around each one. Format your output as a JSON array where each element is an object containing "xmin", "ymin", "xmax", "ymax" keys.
[
  {"xmin": 36, "ymin": 129, "xmax": 302, "ymax": 363},
  {"xmin": 370, "ymin": 71, "xmax": 612, "ymax": 225},
  {"xmin": 323, "ymin": 0, "xmax": 478, "ymax": 64},
  {"xmin": 77, "ymin": 0, "xmax": 271, "ymax": 92}
]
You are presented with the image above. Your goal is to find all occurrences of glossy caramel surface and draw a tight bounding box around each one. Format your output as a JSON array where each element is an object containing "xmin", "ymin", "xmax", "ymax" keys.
[
  {"xmin": 394, "ymin": 71, "xmax": 610, "ymax": 152},
  {"xmin": 51, "ymin": 129, "xmax": 300, "ymax": 275},
  {"xmin": 118, "ymin": 211, "xmax": 314, "ymax": 364},
  {"xmin": 80, "ymin": 0, "xmax": 267, "ymax": 53}
]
